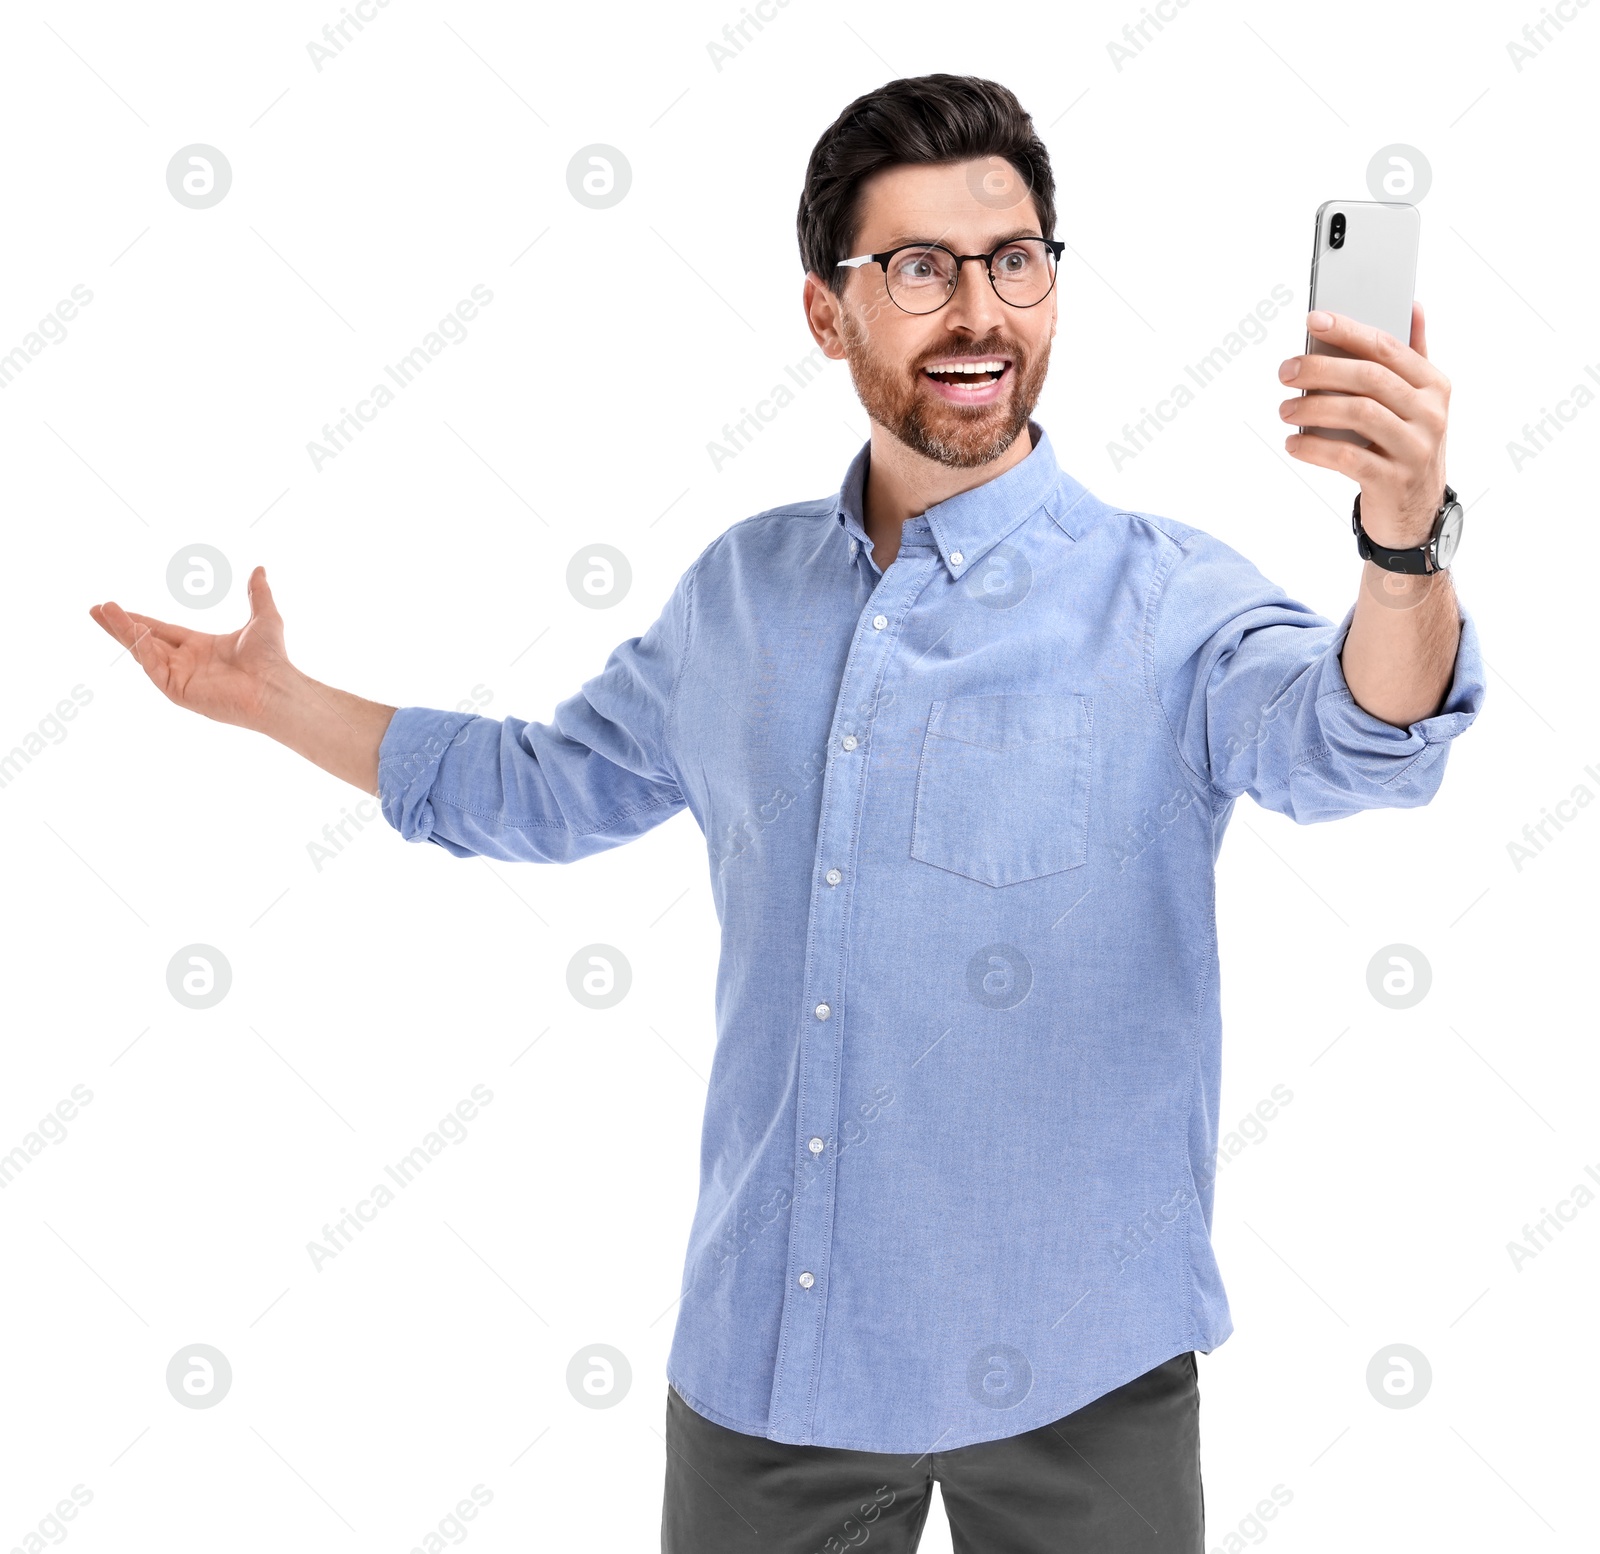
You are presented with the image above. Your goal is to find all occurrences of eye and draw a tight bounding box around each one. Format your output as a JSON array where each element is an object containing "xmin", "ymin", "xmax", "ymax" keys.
[{"xmin": 891, "ymin": 247, "xmax": 951, "ymax": 285}]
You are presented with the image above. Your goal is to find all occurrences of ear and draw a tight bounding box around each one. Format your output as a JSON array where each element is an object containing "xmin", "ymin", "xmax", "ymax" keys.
[{"xmin": 803, "ymin": 271, "xmax": 849, "ymax": 360}]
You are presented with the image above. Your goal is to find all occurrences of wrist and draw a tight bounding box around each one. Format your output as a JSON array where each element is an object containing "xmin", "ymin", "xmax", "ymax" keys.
[
  {"xmin": 1353, "ymin": 485, "xmax": 1462, "ymax": 574},
  {"xmin": 252, "ymin": 661, "xmax": 314, "ymax": 742}
]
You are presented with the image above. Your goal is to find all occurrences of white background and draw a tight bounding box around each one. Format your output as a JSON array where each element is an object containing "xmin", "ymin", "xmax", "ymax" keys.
[{"xmin": 1, "ymin": 1, "xmax": 1593, "ymax": 1549}]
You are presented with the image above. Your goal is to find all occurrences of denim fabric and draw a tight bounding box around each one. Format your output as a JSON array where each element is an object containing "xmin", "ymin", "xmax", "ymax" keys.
[{"xmin": 377, "ymin": 420, "xmax": 1485, "ymax": 1453}]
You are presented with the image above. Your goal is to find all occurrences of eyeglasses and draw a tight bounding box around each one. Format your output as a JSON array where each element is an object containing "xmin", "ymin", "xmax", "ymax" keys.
[{"xmin": 835, "ymin": 237, "xmax": 1064, "ymax": 315}]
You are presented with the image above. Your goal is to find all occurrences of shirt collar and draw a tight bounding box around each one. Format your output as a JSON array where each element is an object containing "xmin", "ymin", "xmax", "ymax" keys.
[{"xmin": 833, "ymin": 419, "xmax": 1086, "ymax": 578}]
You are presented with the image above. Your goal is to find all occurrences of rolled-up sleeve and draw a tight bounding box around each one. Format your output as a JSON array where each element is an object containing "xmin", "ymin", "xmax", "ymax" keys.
[
  {"xmin": 1151, "ymin": 528, "xmax": 1485, "ymax": 823},
  {"xmin": 377, "ymin": 553, "xmax": 698, "ymax": 861}
]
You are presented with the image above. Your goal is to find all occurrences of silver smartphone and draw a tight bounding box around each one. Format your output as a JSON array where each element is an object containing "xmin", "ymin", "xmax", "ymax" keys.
[{"xmin": 1302, "ymin": 199, "xmax": 1420, "ymax": 444}]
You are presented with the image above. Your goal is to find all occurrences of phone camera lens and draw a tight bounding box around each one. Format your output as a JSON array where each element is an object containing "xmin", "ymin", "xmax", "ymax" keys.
[{"xmin": 1329, "ymin": 212, "xmax": 1346, "ymax": 250}]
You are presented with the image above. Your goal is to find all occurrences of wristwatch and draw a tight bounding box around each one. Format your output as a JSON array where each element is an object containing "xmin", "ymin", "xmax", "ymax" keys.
[{"xmin": 1353, "ymin": 484, "xmax": 1463, "ymax": 574}]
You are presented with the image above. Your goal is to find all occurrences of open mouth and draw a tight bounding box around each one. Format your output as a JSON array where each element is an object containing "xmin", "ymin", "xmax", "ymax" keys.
[
  {"xmin": 923, "ymin": 359, "xmax": 1008, "ymax": 385},
  {"xmin": 920, "ymin": 358, "xmax": 1013, "ymax": 403}
]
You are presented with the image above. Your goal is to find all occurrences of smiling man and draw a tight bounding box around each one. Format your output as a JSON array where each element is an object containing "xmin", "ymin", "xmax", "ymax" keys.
[{"xmin": 91, "ymin": 73, "xmax": 1483, "ymax": 1554}]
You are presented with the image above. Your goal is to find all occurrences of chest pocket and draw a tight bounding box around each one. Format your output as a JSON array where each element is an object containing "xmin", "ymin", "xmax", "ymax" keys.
[{"xmin": 910, "ymin": 692, "xmax": 1093, "ymax": 887}]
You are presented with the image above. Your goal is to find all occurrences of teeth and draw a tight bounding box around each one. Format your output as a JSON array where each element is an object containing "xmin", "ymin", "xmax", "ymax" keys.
[{"xmin": 927, "ymin": 360, "xmax": 1007, "ymax": 374}]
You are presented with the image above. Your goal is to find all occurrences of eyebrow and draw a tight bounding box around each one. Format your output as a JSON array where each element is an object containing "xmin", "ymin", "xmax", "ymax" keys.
[{"xmin": 873, "ymin": 227, "xmax": 1044, "ymax": 250}]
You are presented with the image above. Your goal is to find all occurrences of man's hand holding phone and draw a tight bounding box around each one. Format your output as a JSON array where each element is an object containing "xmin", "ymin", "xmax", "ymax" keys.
[{"xmin": 1276, "ymin": 304, "xmax": 1452, "ymax": 550}]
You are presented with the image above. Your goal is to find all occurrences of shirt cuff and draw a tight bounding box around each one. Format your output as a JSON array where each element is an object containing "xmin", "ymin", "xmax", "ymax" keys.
[
  {"xmin": 377, "ymin": 706, "xmax": 480, "ymax": 852},
  {"xmin": 1312, "ymin": 598, "xmax": 1486, "ymax": 788}
]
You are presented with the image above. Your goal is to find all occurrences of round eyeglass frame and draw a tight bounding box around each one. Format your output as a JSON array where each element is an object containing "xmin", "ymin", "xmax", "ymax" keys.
[{"xmin": 835, "ymin": 238, "xmax": 1065, "ymax": 315}]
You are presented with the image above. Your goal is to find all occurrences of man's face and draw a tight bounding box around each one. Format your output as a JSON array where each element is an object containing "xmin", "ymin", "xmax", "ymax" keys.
[{"xmin": 812, "ymin": 156, "xmax": 1058, "ymax": 469}]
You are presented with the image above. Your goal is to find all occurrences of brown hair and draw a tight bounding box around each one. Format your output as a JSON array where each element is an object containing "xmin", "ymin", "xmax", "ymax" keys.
[{"xmin": 796, "ymin": 73, "xmax": 1057, "ymax": 291}]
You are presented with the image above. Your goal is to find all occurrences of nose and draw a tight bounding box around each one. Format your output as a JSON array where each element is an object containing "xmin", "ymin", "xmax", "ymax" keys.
[{"xmin": 942, "ymin": 256, "xmax": 1008, "ymax": 334}]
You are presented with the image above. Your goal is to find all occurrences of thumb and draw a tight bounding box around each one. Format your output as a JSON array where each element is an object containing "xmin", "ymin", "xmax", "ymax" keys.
[{"xmin": 248, "ymin": 564, "xmax": 282, "ymax": 623}]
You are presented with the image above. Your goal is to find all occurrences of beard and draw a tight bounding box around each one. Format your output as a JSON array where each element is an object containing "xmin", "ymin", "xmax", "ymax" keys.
[{"xmin": 838, "ymin": 308, "xmax": 1051, "ymax": 469}]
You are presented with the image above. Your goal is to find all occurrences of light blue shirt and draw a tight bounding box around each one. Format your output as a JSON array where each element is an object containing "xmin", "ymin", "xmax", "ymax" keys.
[{"xmin": 377, "ymin": 421, "xmax": 1484, "ymax": 1453}]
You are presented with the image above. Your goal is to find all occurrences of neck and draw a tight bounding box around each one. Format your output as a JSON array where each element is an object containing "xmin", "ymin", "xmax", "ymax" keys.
[{"xmin": 862, "ymin": 422, "xmax": 1034, "ymax": 570}]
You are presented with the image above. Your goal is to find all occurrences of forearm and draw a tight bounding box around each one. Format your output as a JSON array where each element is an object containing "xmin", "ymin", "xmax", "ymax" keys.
[
  {"xmin": 1338, "ymin": 562, "xmax": 1461, "ymax": 728},
  {"xmin": 257, "ymin": 666, "xmax": 397, "ymax": 795}
]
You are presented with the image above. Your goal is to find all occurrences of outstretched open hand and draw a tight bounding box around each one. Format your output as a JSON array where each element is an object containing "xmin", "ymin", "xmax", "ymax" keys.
[{"xmin": 88, "ymin": 565, "xmax": 294, "ymax": 730}]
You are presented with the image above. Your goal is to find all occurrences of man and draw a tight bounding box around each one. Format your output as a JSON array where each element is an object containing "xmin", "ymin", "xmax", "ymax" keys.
[{"xmin": 91, "ymin": 73, "xmax": 1481, "ymax": 1554}]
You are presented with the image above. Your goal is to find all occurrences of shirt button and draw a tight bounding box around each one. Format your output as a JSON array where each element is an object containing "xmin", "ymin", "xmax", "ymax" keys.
[
  {"xmin": 809, "ymin": 1137, "xmax": 824, "ymax": 1155},
  {"xmin": 840, "ymin": 734, "xmax": 857, "ymax": 751},
  {"xmin": 814, "ymin": 1002, "xmax": 831, "ymax": 1020},
  {"xmin": 872, "ymin": 614, "xmax": 888, "ymax": 630},
  {"xmin": 848, "ymin": 539, "xmax": 857, "ymax": 557},
  {"xmin": 949, "ymin": 551, "xmax": 964, "ymax": 566},
  {"xmin": 825, "ymin": 868, "xmax": 842, "ymax": 885},
  {"xmin": 798, "ymin": 1271, "xmax": 815, "ymax": 1289}
]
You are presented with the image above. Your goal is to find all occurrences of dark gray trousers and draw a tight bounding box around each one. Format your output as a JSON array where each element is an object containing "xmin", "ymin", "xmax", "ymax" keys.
[{"xmin": 662, "ymin": 1351, "xmax": 1203, "ymax": 1553}]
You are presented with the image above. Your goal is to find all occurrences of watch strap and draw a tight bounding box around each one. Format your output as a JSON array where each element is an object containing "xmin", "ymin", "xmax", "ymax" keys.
[{"xmin": 1353, "ymin": 485, "xmax": 1457, "ymax": 574}]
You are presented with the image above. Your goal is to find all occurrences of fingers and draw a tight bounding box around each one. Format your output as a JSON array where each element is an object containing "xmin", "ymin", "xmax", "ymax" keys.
[
  {"xmin": 90, "ymin": 601, "xmax": 173, "ymax": 688},
  {"xmin": 1409, "ymin": 300, "xmax": 1428, "ymax": 360},
  {"xmin": 90, "ymin": 601, "xmax": 184, "ymax": 649},
  {"xmin": 88, "ymin": 599, "xmax": 145, "ymax": 649},
  {"xmin": 1279, "ymin": 390, "xmax": 1425, "ymax": 459},
  {"xmin": 1281, "ymin": 354, "xmax": 1419, "ymax": 419},
  {"xmin": 1304, "ymin": 310, "xmax": 1441, "ymax": 390},
  {"xmin": 1284, "ymin": 426, "xmax": 1385, "ymax": 484},
  {"xmin": 121, "ymin": 611, "xmax": 190, "ymax": 647}
]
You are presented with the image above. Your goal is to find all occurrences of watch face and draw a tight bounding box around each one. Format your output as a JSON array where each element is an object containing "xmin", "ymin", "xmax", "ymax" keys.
[{"xmin": 1435, "ymin": 502, "xmax": 1463, "ymax": 568}]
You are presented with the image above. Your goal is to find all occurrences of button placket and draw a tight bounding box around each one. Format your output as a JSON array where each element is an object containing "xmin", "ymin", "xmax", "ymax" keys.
[{"xmin": 766, "ymin": 550, "xmax": 936, "ymax": 1441}]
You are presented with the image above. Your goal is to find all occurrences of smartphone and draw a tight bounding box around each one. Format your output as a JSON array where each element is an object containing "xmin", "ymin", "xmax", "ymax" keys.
[{"xmin": 1302, "ymin": 199, "xmax": 1420, "ymax": 444}]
